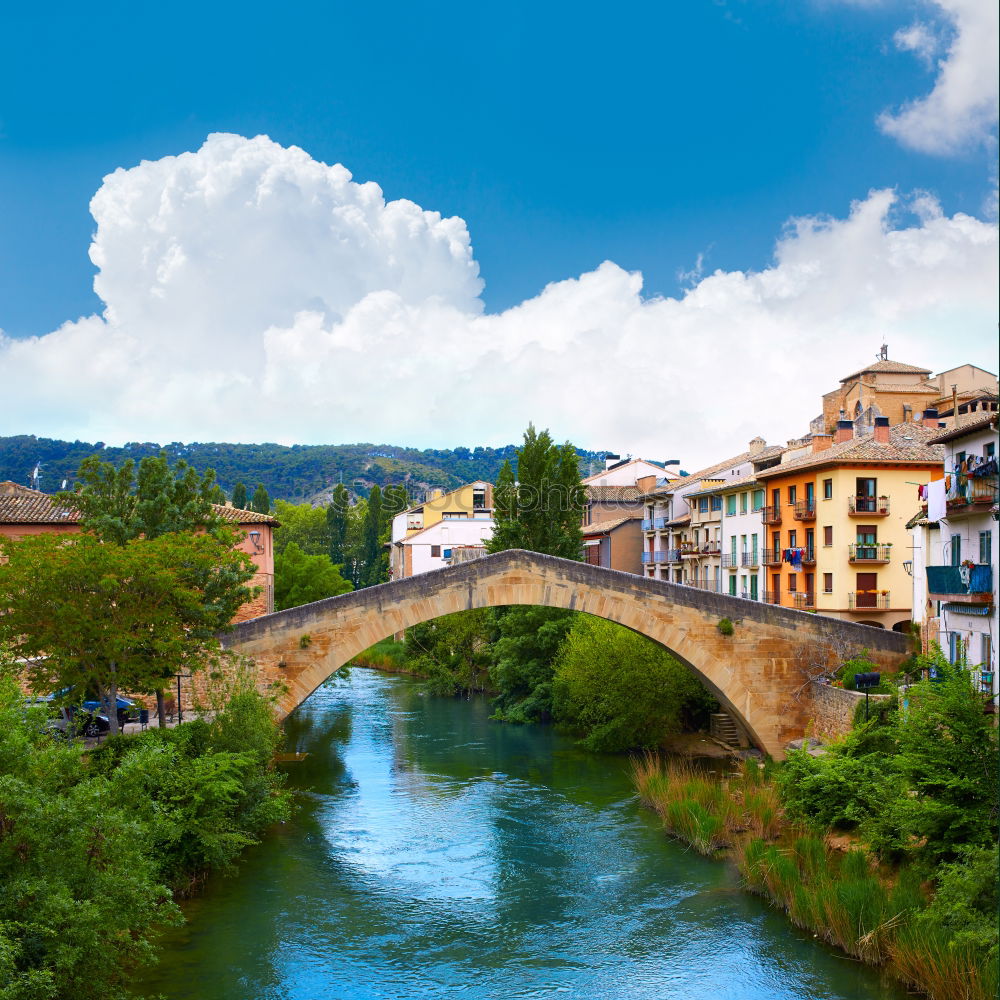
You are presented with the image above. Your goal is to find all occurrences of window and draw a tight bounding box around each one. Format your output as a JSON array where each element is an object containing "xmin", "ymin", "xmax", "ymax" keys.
[
  {"xmin": 788, "ymin": 485, "xmax": 797, "ymax": 505},
  {"xmin": 751, "ymin": 534, "xmax": 758, "ymax": 558},
  {"xmin": 788, "ymin": 573, "xmax": 797, "ymax": 592},
  {"xmin": 740, "ymin": 492, "xmax": 748, "ymax": 514},
  {"xmin": 823, "ymin": 526, "xmax": 833, "ymax": 546},
  {"xmin": 729, "ymin": 576, "xmax": 737, "ymax": 596},
  {"xmin": 472, "ymin": 488, "xmax": 487, "ymax": 510},
  {"xmin": 750, "ymin": 576, "xmax": 759, "ymax": 601},
  {"xmin": 986, "ymin": 442, "xmax": 996, "ymax": 459},
  {"xmin": 771, "ymin": 531, "xmax": 781, "ymax": 551},
  {"xmin": 699, "ymin": 497, "xmax": 709, "ymax": 513},
  {"xmin": 441, "ymin": 512, "xmax": 468, "ymax": 519},
  {"xmin": 823, "ymin": 479, "xmax": 833, "ymax": 500},
  {"xmin": 788, "ymin": 530, "xmax": 798, "ymax": 547},
  {"xmin": 726, "ymin": 495, "xmax": 737, "ymax": 516},
  {"xmin": 982, "ymin": 633, "xmax": 992, "ymax": 669},
  {"xmin": 823, "ymin": 573, "xmax": 833, "ymax": 593},
  {"xmin": 771, "ymin": 488, "xmax": 781, "ymax": 508},
  {"xmin": 950, "ymin": 534, "xmax": 962, "ymax": 567},
  {"xmin": 948, "ymin": 632, "xmax": 964, "ymax": 665},
  {"xmin": 752, "ymin": 490, "xmax": 764, "ymax": 511},
  {"xmin": 979, "ymin": 531, "xmax": 992, "ymax": 565},
  {"xmin": 585, "ymin": 543, "xmax": 601, "ymax": 566},
  {"xmin": 805, "ymin": 482, "xmax": 815, "ymax": 504},
  {"xmin": 430, "ymin": 545, "xmax": 441, "ymax": 557},
  {"xmin": 711, "ymin": 496, "xmax": 722, "ymax": 512}
]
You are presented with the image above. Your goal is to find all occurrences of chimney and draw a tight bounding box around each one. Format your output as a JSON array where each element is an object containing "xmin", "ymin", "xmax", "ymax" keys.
[
  {"xmin": 812, "ymin": 434, "xmax": 833, "ymax": 453},
  {"xmin": 873, "ymin": 416, "xmax": 890, "ymax": 444},
  {"xmin": 748, "ymin": 436, "xmax": 766, "ymax": 456},
  {"xmin": 834, "ymin": 419, "xmax": 854, "ymax": 444},
  {"xmin": 636, "ymin": 475, "xmax": 656, "ymax": 493},
  {"xmin": 922, "ymin": 408, "xmax": 939, "ymax": 429},
  {"xmin": 604, "ymin": 453, "xmax": 621, "ymax": 471}
]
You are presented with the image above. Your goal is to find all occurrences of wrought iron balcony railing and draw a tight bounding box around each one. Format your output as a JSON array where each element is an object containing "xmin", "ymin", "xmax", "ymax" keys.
[
  {"xmin": 761, "ymin": 505, "xmax": 782, "ymax": 525},
  {"xmin": 848, "ymin": 496, "xmax": 890, "ymax": 516},
  {"xmin": 761, "ymin": 550, "xmax": 781, "ymax": 566},
  {"xmin": 721, "ymin": 554, "xmax": 739, "ymax": 568},
  {"xmin": 762, "ymin": 590, "xmax": 782, "ymax": 605},
  {"xmin": 741, "ymin": 551, "xmax": 759, "ymax": 567},
  {"xmin": 848, "ymin": 543, "xmax": 892, "ymax": 563},
  {"xmin": 793, "ymin": 591, "xmax": 816, "ymax": 609},
  {"xmin": 793, "ymin": 500, "xmax": 816, "ymax": 520},
  {"xmin": 848, "ymin": 591, "xmax": 890, "ymax": 610}
]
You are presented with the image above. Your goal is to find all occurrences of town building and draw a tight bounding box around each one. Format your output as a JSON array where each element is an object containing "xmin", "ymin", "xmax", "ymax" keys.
[
  {"xmin": 637, "ymin": 438, "xmax": 782, "ymax": 585},
  {"xmin": 818, "ymin": 352, "xmax": 997, "ymax": 436},
  {"xmin": 713, "ymin": 475, "xmax": 767, "ymax": 601},
  {"xmin": 0, "ymin": 481, "xmax": 279, "ymax": 619},
  {"xmin": 908, "ymin": 411, "xmax": 998, "ymax": 708},
  {"xmin": 754, "ymin": 418, "xmax": 945, "ymax": 629},
  {"xmin": 582, "ymin": 515, "xmax": 643, "ymax": 571},
  {"xmin": 389, "ymin": 481, "xmax": 494, "ymax": 580}
]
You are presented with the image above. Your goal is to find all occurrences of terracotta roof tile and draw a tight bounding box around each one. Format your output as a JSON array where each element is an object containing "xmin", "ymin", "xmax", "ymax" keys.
[
  {"xmin": 585, "ymin": 485, "xmax": 642, "ymax": 502},
  {"xmin": 582, "ymin": 515, "xmax": 641, "ymax": 535},
  {"xmin": 0, "ymin": 491, "xmax": 278, "ymax": 526},
  {"xmin": 927, "ymin": 413, "xmax": 998, "ymax": 445},
  {"xmin": 756, "ymin": 424, "xmax": 944, "ymax": 479},
  {"xmin": 841, "ymin": 359, "xmax": 932, "ymax": 381}
]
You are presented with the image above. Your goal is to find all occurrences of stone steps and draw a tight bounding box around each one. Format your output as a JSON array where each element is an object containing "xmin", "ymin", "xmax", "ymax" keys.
[{"xmin": 710, "ymin": 712, "xmax": 749, "ymax": 748}]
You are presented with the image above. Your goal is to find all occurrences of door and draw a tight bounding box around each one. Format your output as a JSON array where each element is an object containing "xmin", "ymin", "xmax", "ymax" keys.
[
  {"xmin": 805, "ymin": 482, "xmax": 815, "ymax": 505},
  {"xmin": 750, "ymin": 575, "xmax": 759, "ymax": 601},
  {"xmin": 856, "ymin": 477, "xmax": 876, "ymax": 513},
  {"xmin": 856, "ymin": 572, "xmax": 878, "ymax": 608}
]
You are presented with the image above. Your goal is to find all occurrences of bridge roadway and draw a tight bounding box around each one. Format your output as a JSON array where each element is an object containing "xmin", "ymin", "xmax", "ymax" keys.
[{"xmin": 223, "ymin": 548, "xmax": 907, "ymax": 758}]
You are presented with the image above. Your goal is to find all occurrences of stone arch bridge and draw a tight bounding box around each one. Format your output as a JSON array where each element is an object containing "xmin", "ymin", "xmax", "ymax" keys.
[{"xmin": 223, "ymin": 549, "xmax": 907, "ymax": 758}]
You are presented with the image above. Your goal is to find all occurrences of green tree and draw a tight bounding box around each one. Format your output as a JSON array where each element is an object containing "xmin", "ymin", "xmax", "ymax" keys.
[
  {"xmin": 56, "ymin": 452, "xmax": 222, "ymax": 545},
  {"xmin": 0, "ymin": 532, "xmax": 255, "ymax": 735},
  {"xmin": 231, "ymin": 481, "xmax": 248, "ymax": 509},
  {"xmin": 274, "ymin": 542, "xmax": 353, "ymax": 610},
  {"xmin": 487, "ymin": 423, "xmax": 584, "ymax": 560},
  {"xmin": 552, "ymin": 616, "xmax": 714, "ymax": 750},
  {"xmin": 327, "ymin": 484, "xmax": 350, "ymax": 565},
  {"xmin": 251, "ymin": 483, "xmax": 271, "ymax": 514},
  {"xmin": 485, "ymin": 425, "xmax": 586, "ymax": 721},
  {"xmin": 272, "ymin": 500, "xmax": 331, "ymax": 556},
  {"xmin": 358, "ymin": 485, "xmax": 388, "ymax": 587},
  {"xmin": 404, "ymin": 611, "xmax": 494, "ymax": 697}
]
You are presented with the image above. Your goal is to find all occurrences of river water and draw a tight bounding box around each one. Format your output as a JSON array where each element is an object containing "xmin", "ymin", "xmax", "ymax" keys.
[{"xmin": 137, "ymin": 668, "xmax": 907, "ymax": 1000}]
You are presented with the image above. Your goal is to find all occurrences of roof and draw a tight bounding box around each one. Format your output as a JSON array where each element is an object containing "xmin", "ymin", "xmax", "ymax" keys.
[
  {"xmin": 700, "ymin": 472, "xmax": 760, "ymax": 494},
  {"xmin": 581, "ymin": 458, "xmax": 671, "ymax": 484},
  {"xmin": 397, "ymin": 480, "xmax": 491, "ymax": 517},
  {"xmin": 840, "ymin": 359, "xmax": 932, "ymax": 382},
  {"xmin": 0, "ymin": 483, "xmax": 278, "ymax": 527},
  {"xmin": 756, "ymin": 424, "xmax": 944, "ymax": 479},
  {"xmin": 927, "ymin": 413, "xmax": 998, "ymax": 445},
  {"xmin": 638, "ymin": 445, "xmax": 780, "ymax": 498},
  {"xmin": 584, "ymin": 485, "xmax": 642, "ymax": 502},
  {"xmin": 868, "ymin": 382, "xmax": 939, "ymax": 394},
  {"xmin": 582, "ymin": 515, "xmax": 641, "ymax": 536}
]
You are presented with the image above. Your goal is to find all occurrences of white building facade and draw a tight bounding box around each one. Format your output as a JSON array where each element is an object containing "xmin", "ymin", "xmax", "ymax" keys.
[{"xmin": 909, "ymin": 413, "xmax": 998, "ymax": 708}]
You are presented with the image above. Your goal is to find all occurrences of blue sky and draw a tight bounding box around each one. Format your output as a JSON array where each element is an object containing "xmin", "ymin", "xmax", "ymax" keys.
[
  {"xmin": 0, "ymin": 0, "xmax": 996, "ymax": 458},
  {"xmin": 0, "ymin": 0, "xmax": 993, "ymax": 336}
]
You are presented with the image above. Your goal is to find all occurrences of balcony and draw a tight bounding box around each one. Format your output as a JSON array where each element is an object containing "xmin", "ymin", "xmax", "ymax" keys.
[
  {"xmin": 792, "ymin": 591, "xmax": 816, "ymax": 609},
  {"xmin": 641, "ymin": 519, "xmax": 653, "ymax": 531},
  {"xmin": 793, "ymin": 500, "xmax": 816, "ymax": 521},
  {"xmin": 721, "ymin": 554, "xmax": 740, "ymax": 568},
  {"xmin": 701, "ymin": 543, "xmax": 722, "ymax": 556},
  {"xmin": 946, "ymin": 477, "xmax": 998, "ymax": 516},
  {"xmin": 802, "ymin": 546, "xmax": 816, "ymax": 565},
  {"xmin": 761, "ymin": 549, "xmax": 781, "ymax": 567},
  {"xmin": 762, "ymin": 590, "xmax": 782, "ymax": 605},
  {"xmin": 926, "ymin": 564, "xmax": 993, "ymax": 604},
  {"xmin": 654, "ymin": 550, "xmax": 671, "ymax": 564},
  {"xmin": 761, "ymin": 505, "xmax": 782, "ymax": 525},
  {"xmin": 654, "ymin": 516, "xmax": 669, "ymax": 530},
  {"xmin": 848, "ymin": 543, "xmax": 892, "ymax": 564},
  {"xmin": 686, "ymin": 578, "xmax": 724, "ymax": 593},
  {"xmin": 848, "ymin": 592, "xmax": 890, "ymax": 610},
  {"xmin": 741, "ymin": 551, "xmax": 759, "ymax": 568},
  {"xmin": 848, "ymin": 496, "xmax": 890, "ymax": 516},
  {"xmin": 666, "ymin": 548, "xmax": 683, "ymax": 563}
]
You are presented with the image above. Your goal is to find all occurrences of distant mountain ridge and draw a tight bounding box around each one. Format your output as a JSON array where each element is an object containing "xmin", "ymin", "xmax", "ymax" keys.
[{"xmin": 0, "ymin": 435, "xmax": 611, "ymax": 504}]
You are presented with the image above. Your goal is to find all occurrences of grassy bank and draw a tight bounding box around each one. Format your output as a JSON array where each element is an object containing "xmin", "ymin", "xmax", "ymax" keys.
[
  {"xmin": 632, "ymin": 753, "xmax": 997, "ymax": 1000},
  {"xmin": 350, "ymin": 637, "xmax": 415, "ymax": 673}
]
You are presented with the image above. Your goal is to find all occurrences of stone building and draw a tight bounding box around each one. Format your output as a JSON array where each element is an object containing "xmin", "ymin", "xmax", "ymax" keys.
[{"xmin": 0, "ymin": 481, "xmax": 278, "ymax": 619}]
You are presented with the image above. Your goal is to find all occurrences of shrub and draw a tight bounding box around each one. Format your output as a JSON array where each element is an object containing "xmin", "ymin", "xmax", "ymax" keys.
[{"xmin": 717, "ymin": 617, "xmax": 734, "ymax": 636}]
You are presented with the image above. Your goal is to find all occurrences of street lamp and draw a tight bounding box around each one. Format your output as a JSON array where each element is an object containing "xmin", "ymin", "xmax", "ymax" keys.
[{"xmin": 174, "ymin": 672, "xmax": 192, "ymax": 724}]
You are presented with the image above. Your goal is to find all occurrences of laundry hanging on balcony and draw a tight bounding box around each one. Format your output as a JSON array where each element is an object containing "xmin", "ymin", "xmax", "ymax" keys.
[{"xmin": 782, "ymin": 547, "xmax": 805, "ymax": 569}]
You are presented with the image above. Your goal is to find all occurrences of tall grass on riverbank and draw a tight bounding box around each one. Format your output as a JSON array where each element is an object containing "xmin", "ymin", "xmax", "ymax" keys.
[
  {"xmin": 632, "ymin": 752, "xmax": 996, "ymax": 1000},
  {"xmin": 351, "ymin": 637, "xmax": 411, "ymax": 671},
  {"xmin": 631, "ymin": 754, "xmax": 781, "ymax": 850}
]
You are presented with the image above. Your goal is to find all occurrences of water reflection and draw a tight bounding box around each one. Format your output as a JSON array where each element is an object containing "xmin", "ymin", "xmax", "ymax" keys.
[{"xmin": 136, "ymin": 668, "xmax": 907, "ymax": 1000}]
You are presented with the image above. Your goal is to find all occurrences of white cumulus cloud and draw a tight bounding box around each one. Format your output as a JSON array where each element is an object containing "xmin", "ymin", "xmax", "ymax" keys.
[
  {"xmin": 0, "ymin": 134, "xmax": 996, "ymax": 469},
  {"xmin": 877, "ymin": 0, "xmax": 999, "ymax": 154}
]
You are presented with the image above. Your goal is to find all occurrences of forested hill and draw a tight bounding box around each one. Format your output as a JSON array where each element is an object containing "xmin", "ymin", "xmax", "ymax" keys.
[{"xmin": 0, "ymin": 435, "xmax": 609, "ymax": 503}]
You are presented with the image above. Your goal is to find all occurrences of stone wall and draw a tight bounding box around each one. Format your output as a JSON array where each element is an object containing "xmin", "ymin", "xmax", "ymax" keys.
[{"xmin": 808, "ymin": 681, "xmax": 891, "ymax": 741}]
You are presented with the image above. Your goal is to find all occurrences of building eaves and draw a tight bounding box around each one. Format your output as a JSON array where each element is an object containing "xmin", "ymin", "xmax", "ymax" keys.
[
  {"xmin": 584, "ymin": 485, "xmax": 642, "ymax": 502},
  {"xmin": 582, "ymin": 515, "xmax": 641, "ymax": 536},
  {"xmin": 927, "ymin": 413, "xmax": 998, "ymax": 445},
  {"xmin": 840, "ymin": 359, "xmax": 932, "ymax": 381}
]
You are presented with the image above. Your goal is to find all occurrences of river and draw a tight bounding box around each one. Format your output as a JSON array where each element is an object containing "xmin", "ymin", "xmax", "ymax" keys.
[{"xmin": 136, "ymin": 668, "xmax": 907, "ymax": 999}]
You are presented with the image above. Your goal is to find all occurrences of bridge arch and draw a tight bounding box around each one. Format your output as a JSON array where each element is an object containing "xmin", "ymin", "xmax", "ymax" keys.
[{"xmin": 223, "ymin": 549, "xmax": 907, "ymax": 759}]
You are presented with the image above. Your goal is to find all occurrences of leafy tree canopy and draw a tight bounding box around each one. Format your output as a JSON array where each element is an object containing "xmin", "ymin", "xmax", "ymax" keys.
[
  {"xmin": 251, "ymin": 483, "xmax": 271, "ymax": 514},
  {"xmin": 274, "ymin": 542, "xmax": 353, "ymax": 611}
]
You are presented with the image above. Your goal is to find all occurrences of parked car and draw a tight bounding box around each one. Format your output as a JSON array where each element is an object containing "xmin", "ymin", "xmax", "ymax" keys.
[{"xmin": 25, "ymin": 694, "xmax": 112, "ymax": 739}]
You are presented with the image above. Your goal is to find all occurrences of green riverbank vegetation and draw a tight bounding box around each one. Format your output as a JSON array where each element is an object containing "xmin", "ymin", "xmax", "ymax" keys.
[
  {"xmin": 633, "ymin": 646, "xmax": 998, "ymax": 1000},
  {"xmin": 0, "ymin": 667, "xmax": 292, "ymax": 1000}
]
